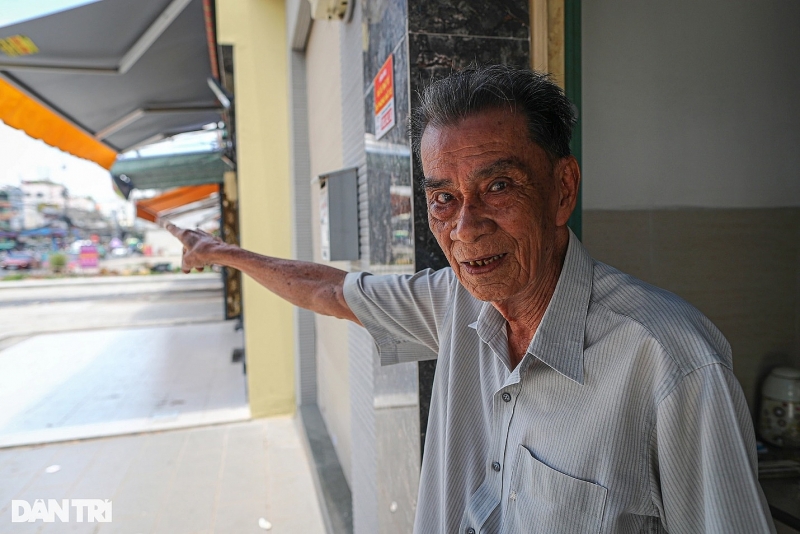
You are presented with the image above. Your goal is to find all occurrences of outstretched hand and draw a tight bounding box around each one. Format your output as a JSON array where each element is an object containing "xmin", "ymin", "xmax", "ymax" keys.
[
  {"xmin": 162, "ymin": 221, "xmax": 226, "ymax": 273},
  {"xmin": 163, "ymin": 220, "xmax": 358, "ymax": 323}
]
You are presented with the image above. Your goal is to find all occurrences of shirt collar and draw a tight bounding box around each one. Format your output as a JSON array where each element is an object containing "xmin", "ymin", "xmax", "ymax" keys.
[{"xmin": 468, "ymin": 230, "xmax": 594, "ymax": 384}]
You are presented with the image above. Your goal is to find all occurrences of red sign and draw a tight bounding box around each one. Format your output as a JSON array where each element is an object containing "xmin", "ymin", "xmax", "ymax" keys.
[{"xmin": 374, "ymin": 54, "xmax": 395, "ymax": 140}]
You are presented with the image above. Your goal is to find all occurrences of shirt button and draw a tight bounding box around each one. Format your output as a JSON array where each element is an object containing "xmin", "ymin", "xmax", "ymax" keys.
[
  {"xmin": 492, "ymin": 461, "xmax": 501, "ymax": 472},
  {"xmin": 501, "ymin": 392, "xmax": 512, "ymax": 402},
  {"xmin": 466, "ymin": 529, "xmax": 476, "ymax": 534}
]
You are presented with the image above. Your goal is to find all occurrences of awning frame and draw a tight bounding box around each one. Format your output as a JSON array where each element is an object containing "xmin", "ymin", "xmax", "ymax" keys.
[{"xmin": 94, "ymin": 105, "xmax": 222, "ymax": 142}]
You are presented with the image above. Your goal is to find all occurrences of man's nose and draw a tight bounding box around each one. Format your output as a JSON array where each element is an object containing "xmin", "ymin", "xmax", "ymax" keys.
[{"xmin": 450, "ymin": 200, "xmax": 495, "ymax": 243}]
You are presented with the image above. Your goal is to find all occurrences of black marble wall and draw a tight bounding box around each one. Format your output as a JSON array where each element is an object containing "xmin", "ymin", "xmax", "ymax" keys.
[
  {"xmin": 408, "ymin": 0, "xmax": 529, "ymax": 37},
  {"xmin": 407, "ymin": 0, "xmax": 531, "ymax": 272}
]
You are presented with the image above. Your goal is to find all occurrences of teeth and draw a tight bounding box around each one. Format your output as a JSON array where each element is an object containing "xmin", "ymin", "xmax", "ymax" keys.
[{"xmin": 468, "ymin": 254, "xmax": 503, "ymax": 267}]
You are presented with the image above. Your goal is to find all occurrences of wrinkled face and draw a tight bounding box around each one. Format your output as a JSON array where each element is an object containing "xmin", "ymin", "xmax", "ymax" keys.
[{"xmin": 420, "ymin": 108, "xmax": 570, "ymax": 305}]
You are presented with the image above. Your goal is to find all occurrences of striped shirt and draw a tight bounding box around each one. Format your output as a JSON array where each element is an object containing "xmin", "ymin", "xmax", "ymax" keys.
[{"xmin": 343, "ymin": 231, "xmax": 775, "ymax": 533}]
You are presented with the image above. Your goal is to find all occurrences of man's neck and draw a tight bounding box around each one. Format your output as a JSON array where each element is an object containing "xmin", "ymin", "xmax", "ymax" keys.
[{"xmin": 495, "ymin": 231, "xmax": 569, "ymax": 368}]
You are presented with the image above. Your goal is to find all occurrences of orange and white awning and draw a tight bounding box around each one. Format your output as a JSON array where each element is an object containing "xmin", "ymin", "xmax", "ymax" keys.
[
  {"xmin": 135, "ymin": 184, "xmax": 219, "ymax": 223},
  {"xmin": 0, "ymin": 77, "xmax": 117, "ymax": 169}
]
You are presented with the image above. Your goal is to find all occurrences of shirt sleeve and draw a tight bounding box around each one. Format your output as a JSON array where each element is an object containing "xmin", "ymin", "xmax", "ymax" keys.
[
  {"xmin": 343, "ymin": 268, "xmax": 456, "ymax": 365},
  {"xmin": 651, "ymin": 363, "xmax": 776, "ymax": 534}
]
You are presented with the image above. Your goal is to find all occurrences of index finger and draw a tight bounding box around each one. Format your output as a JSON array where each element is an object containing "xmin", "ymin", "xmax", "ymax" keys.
[{"xmin": 162, "ymin": 221, "xmax": 183, "ymax": 238}]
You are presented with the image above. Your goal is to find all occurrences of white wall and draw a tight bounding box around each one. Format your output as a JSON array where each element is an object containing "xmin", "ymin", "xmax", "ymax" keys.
[{"xmin": 582, "ymin": 0, "xmax": 800, "ymax": 210}]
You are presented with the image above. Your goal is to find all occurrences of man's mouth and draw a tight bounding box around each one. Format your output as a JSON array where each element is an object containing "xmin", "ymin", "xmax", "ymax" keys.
[{"xmin": 464, "ymin": 253, "xmax": 506, "ymax": 267}]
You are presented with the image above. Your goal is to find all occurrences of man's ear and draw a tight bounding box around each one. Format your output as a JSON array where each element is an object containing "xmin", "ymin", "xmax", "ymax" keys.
[{"xmin": 555, "ymin": 156, "xmax": 581, "ymax": 227}]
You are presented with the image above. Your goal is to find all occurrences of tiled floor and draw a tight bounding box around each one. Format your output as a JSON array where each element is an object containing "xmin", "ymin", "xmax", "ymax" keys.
[
  {"xmin": 0, "ymin": 417, "xmax": 326, "ymax": 533},
  {"xmin": 0, "ymin": 322, "xmax": 249, "ymax": 448}
]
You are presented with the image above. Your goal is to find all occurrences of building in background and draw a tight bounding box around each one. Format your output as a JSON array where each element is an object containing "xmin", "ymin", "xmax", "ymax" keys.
[
  {"xmin": 20, "ymin": 179, "xmax": 66, "ymax": 229},
  {"xmin": 66, "ymin": 195, "xmax": 96, "ymax": 212},
  {"xmin": 14, "ymin": 179, "xmax": 119, "ymax": 237},
  {"xmin": 0, "ymin": 185, "xmax": 23, "ymax": 231},
  {"xmin": 21, "ymin": 179, "xmax": 66, "ymax": 209}
]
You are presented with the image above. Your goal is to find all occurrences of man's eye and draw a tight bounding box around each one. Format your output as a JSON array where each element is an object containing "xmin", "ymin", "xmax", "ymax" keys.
[
  {"xmin": 488, "ymin": 180, "xmax": 508, "ymax": 192},
  {"xmin": 435, "ymin": 192, "xmax": 453, "ymax": 203}
]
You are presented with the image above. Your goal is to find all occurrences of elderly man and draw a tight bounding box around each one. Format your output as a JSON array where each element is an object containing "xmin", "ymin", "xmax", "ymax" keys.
[{"xmin": 167, "ymin": 65, "xmax": 774, "ymax": 533}]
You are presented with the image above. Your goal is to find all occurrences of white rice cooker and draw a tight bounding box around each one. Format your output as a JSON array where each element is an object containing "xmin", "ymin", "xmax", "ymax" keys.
[{"xmin": 759, "ymin": 366, "xmax": 800, "ymax": 448}]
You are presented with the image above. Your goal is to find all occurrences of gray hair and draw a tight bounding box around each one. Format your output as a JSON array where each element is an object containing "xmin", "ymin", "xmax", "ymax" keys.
[{"xmin": 410, "ymin": 64, "xmax": 576, "ymax": 162}]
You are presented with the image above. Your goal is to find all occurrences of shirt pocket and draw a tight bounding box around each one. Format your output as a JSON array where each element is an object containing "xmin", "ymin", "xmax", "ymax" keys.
[{"xmin": 503, "ymin": 445, "xmax": 608, "ymax": 534}]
